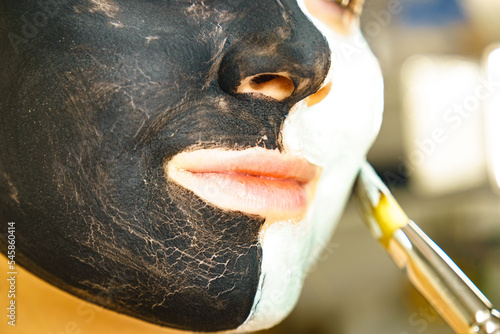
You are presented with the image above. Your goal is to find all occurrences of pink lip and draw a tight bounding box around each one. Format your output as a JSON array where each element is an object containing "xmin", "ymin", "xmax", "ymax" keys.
[{"xmin": 165, "ymin": 148, "xmax": 319, "ymax": 218}]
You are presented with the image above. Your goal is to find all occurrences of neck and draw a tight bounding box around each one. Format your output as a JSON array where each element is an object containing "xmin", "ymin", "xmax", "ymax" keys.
[{"xmin": 0, "ymin": 253, "xmax": 189, "ymax": 334}]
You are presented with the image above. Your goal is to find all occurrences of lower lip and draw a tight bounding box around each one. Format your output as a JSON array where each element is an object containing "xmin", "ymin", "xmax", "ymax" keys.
[{"xmin": 167, "ymin": 168, "xmax": 309, "ymax": 218}]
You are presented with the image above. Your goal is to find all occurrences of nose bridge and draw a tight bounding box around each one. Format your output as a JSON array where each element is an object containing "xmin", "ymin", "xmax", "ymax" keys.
[{"xmin": 217, "ymin": 1, "xmax": 331, "ymax": 104}]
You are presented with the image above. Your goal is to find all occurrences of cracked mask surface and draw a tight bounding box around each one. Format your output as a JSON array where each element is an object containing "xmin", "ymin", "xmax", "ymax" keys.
[{"xmin": 0, "ymin": 0, "xmax": 383, "ymax": 332}]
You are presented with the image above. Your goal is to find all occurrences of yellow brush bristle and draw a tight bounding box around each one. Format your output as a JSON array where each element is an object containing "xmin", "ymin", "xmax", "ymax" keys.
[
  {"xmin": 372, "ymin": 193, "xmax": 409, "ymax": 248},
  {"xmin": 356, "ymin": 162, "xmax": 410, "ymax": 248}
]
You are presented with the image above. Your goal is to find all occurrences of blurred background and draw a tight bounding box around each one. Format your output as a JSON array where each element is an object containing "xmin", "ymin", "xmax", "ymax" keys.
[{"xmin": 258, "ymin": 0, "xmax": 500, "ymax": 333}]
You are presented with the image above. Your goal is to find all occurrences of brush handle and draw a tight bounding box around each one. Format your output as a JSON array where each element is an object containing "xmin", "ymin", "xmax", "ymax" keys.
[{"xmin": 390, "ymin": 221, "xmax": 500, "ymax": 334}]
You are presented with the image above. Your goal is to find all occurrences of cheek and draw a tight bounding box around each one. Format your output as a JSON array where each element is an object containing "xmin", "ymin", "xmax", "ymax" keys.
[{"xmin": 326, "ymin": 30, "xmax": 384, "ymax": 155}]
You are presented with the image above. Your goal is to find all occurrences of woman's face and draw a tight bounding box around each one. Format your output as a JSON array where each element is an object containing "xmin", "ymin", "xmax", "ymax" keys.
[{"xmin": 0, "ymin": 0, "xmax": 382, "ymax": 332}]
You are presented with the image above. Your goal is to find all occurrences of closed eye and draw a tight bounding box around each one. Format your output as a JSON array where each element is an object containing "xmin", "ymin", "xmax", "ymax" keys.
[
  {"xmin": 327, "ymin": 0, "xmax": 363, "ymax": 16},
  {"xmin": 303, "ymin": 0, "xmax": 365, "ymax": 35}
]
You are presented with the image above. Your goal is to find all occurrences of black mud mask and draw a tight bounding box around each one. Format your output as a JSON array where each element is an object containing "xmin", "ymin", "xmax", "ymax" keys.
[{"xmin": 0, "ymin": 0, "xmax": 332, "ymax": 331}]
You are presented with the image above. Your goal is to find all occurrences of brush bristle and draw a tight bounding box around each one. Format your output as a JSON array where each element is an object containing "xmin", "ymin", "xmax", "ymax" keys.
[{"xmin": 355, "ymin": 162, "xmax": 409, "ymax": 248}]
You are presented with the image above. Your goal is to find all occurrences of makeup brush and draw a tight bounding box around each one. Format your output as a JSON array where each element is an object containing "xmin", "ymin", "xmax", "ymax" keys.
[{"xmin": 354, "ymin": 162, "xmax": 500, "ymax": 334}]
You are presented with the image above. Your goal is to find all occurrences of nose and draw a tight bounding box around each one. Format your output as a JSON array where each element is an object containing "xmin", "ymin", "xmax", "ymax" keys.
[{"xmin": 217, "ymin": 5, "xmax": 331, "ymax": 105}]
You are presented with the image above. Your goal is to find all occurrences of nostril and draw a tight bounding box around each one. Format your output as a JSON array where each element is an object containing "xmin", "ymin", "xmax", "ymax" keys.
[
  {"xmin": 250, "ymin": 74, "xmax": 283, "ymax": 86},
  {"xmin": 236, "ymin": 72, "xmax": 295, "ymax": 101}
]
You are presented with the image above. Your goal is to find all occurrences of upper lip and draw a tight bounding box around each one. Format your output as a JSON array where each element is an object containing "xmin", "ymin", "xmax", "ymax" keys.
[{"xmin": 166, "ymin": 147, "xmax": 318, "ymax": 183}]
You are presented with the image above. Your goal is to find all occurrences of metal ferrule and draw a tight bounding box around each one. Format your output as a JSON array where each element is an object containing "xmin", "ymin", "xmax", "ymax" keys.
[{"xmin": 388, "ymin": 221, "xmax": 500, "ymax": 334}]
